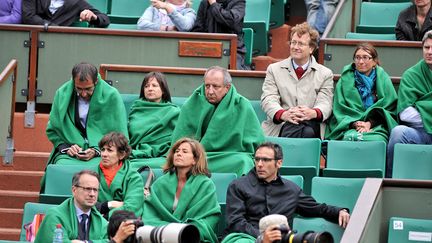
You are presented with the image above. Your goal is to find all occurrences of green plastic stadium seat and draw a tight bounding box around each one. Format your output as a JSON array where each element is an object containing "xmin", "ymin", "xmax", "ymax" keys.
[
  {"xmin": 120, "ymin": 93, "xmax": 139, "ymax": 117},
  {"xmin": 243, "ymin": 28, "xmax": 254, "ymax": 66},
  {"xmin": 388, "ymin": 217, "xmax": 432, "ymax": 243},
  {"xmin": 71, "ymin": 21, "xmax": 89, "ymax": 27},
  {"xmin": 210, "ymin": 173, "xmax": 237, "ymax": 203},
  {"xmin": 323, "ymin": 140, "xmax": 386, "ymax": 178},
  {"xmin": 281, "ymin": 175, "xmax": 304, "ymax": 189},
  {"xmin": 19, "ymin": 202, "xmax": 57, "ymax": 241},
  {"xmin": 217, "ymin": 203, "xmax": 226, "ymax": 241},
  {"xmin": 39, "ymin": 164, "xmax": 98, "ymax": 204},
  {"xmin": 265, "ymin": 136, "xmax": 321, "ymax": 195},
  {"xmin": 356, "ymin": 2, "xmax": 411, "ymax": 34},
  {"xmin": 392, "ymin": 144, "xmax": 432, "ymax": 180},
  {"xmin": 108, "ymin": 24, "xmax": 138, "ymax": 30},
  {"xmin": 171, "ymin": 97, "xmax": 188, "ymax": 107},
  {"xmin": 192, "ymin": 0, "xmax": 201, "ymax": 12},
  {"xmin": 345, "ymin": 32, "xmax": 396, "ymax": 40},
  {"xmin": 270, "ymin": 0, "xmax": 285, "ymax": 29},
  {"xmin": 249, "ymin": 100, "xmax": 266, "ymax": 124},
  {"xmin": 244, "ymin": 0, "xmax": 271, "ymax": 56},
  {"xmin": 109, "ymin": 0, "xmax": 149, "ymax": 24},
  {"xmin": 88, "ymin": 0, "xmax": 109, "ymax": 13},
  {"xmin": 293, "ymin": 177, "xmax": 365, "ymax": 242}
]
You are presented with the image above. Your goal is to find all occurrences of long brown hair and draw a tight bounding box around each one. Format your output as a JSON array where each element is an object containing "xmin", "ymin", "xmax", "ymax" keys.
[{"xmin": 163, "ymin": 137, "xmax": 210, "ymax": 176}]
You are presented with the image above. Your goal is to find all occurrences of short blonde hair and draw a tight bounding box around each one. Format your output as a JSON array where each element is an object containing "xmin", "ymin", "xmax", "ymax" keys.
[
  {"xmin": 163, "ymin": 137, "xmax": 210, "ymax": 176},
  {"xmin": 290, "ymin": 22, "xmax": 320, "ymax": 52}
]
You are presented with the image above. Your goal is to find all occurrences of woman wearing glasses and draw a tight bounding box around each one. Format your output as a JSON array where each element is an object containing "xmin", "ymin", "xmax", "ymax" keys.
[
  {"xmin": 325, "ymin": 43, "xmax": 398, "ymax": 142},
  {"xmin": 96, "ymin": 132, "xmax": 144, "ymax": 219},
  {"xmin": 142, "ymin": 137, "xmax": 221, "ymax": 243},
  {"xmin": 128, "ymin": 72, "xmax": 180, "ymax": 168}
]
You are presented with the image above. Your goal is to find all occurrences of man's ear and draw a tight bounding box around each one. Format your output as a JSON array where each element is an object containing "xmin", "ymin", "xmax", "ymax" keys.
[{"xmin": 276, "ymin": 159, "xmax": 283, "ymax": 169}]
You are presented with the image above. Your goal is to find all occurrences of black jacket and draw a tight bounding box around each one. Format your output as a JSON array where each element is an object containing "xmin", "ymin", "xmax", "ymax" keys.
[
  {"xmin": 191, "ymin": 0, "xmax": 245, "ymax": 51},
  {"xmin": 22, "ymin": 0, "xmax": 110, "ymax": 27},
  {"xmin": 396, "ymin": 5, "xmax": 432, "ymax": 41},
  {"xmin": 225, "ymin": 169, "xmax": 343, "ymax": 238}
]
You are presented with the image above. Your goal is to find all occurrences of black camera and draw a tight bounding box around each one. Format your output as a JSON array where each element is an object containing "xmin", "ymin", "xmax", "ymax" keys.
[
  {"xmin": 124, "ymin": 219, "xmax": 144, "ymax": 243},
  {"xmin": 274, "ymin": 224, "xmax": 334, "ymax": 243}
]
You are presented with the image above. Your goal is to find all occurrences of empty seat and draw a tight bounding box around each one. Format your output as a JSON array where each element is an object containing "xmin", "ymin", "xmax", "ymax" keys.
[
  {"xmin": 171, "ymin": 96, "xmax": 188, "ymax": 107},
  {"xmin": 265, "ymin": 136, "xmax": 321, "ymax": 194},
  {"xmin": 88, "ymin": 0, "xmax": 109, "ymax": 13},
  {"xmin": 281, "ymin": 175, "xmax": 304, "ymax": 189},
  {"xmin": 270, "ymin": 0, "xmax": 285, "ymax": 29},
  {"xmin": 109, "ymin": 0, "xmax": 150, "ymax": 25},
  {"xmin": 356, "ymin": 2, "xmax": 411, "ymax": 34},
  {"xmin": 392, "ymin": 144, "xmax": 432, "ymax": 180},
  {"xmin": 244, "ymin": 0, "xmax": 271, "ymax": 56},
  {"xmin": 293, "ymin": 177, "xmax": 365, "ymax": 242},
  {"xmin": 345, "ymin": 32, "xmax": 396, "ymax": 40},
  {"xmin": 249, "ymin": 100, "xmax": 266, "ymax": 124},
  {"xmin": 323, "ymin": 140, "xmax": 386, "ymax": 178},
  {"xmin": 19, "ymin": 202, "xmax": 57, "ymax": 241},
  {"xmin": 388, "ymin": 217, "xmax": 432, "ymax": 243}
]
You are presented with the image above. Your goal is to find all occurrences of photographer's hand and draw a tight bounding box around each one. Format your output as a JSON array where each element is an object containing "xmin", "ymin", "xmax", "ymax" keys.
[
  {"xmin": 262, "ymin": 225, "xmax": 282, "ymax": 243},
  {"xmin": 112, "ymin": 220, "xmax": 136, "ymax": 243},
  {"xmin": 338, "ymin": 209, "xmax": 350, "ymax": 228}
]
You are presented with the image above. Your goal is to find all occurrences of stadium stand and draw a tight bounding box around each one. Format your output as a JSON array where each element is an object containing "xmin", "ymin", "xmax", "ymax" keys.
[
  {"xmin": 392, "ymin": 144, "xmax": 432, "ymax": 180},
  {"xmin": 244, "ymin": 0, "xmax": 272, "ymax": 56},
  {"xmin": 388, "ymin": 217, "xmax": 432, "ymax": 243}
]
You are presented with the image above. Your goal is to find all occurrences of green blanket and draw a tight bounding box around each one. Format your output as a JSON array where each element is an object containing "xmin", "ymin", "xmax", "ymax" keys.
[
  {"xmin": 46, "ymin": 76, "xmax": 128, "ymax": 164},
  {"xmin": 398, "ymin": 59, "xmax": 432, "ymax": 134},
  {"xmin": 325, "ymin": 65, "xmax": 398, "ymax": 141},
  {"xmin": 221, "ymin": 233, "xmax": 256, "ymax": 243},
  {"xmin": 34, "ymin": 198, "xmax": 108, "ymax": 243},
  {"xmin": 128, "ymin": 99, "xmax": 180, "ymax": 168},
  {"xmin": 142, "ymin": 172, "xmax": 221, "ymax": 243},
  {"xmin": 171, "ymin": 84, "xmax": 264, "ymax": 176},
  {"xmin": 97, "ymin": 160, "xmax": 144, "ymax": 218}
]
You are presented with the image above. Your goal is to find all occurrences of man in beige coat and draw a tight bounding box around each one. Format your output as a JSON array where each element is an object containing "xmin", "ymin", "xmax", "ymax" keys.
[{"xmin": 261, "ymin": 22, "xmax": 334, "ymax": 138}]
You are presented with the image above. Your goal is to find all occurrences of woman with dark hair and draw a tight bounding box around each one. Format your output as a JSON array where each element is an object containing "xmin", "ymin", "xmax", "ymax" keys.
[
  {"xmin": 128, "ymin": 72, "xmax": 181, "ymax": 168},
  {"xmin": 142, "ymin": 137, "xmax": 221, "ymax": 243},
  {"xmin": 96, "ymin": 132, "xmax": 144, "ymax": 219},
  {"xmin": 325, "ymin": 43, "xmax": 398, "ymax": 142}
]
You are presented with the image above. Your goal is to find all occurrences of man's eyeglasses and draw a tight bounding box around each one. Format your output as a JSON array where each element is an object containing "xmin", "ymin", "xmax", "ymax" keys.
[
  {"xmin": 290, "ymin": 41, "xmax": 309, "ymax": 48},
  {"xmin": 353, "ymin": 55, "xmax": 373, "ymax": 62},
  {"xmin": 75, "ymin": 185, "xmax": 99, "ymax": 193},
  {"xmin": 75, "ymin": 86, "xmax": 95, "ymax": 94},
  {"xmin": 254, "ymin": 157, "xmax": 277, "ymax": 163}
]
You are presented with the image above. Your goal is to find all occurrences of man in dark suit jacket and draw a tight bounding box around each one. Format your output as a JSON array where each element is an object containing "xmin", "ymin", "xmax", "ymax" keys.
[{"xmin": 22, "ymin": 0, "xmax": 109, "ymax": 27}]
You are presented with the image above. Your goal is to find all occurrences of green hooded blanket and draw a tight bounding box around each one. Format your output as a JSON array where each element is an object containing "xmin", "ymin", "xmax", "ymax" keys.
[
  {"xmin": 171, "ymin": 84, "xmax": 264, "ymax": 176},
  {"xmin": 128, "ymin": 99, "xmax": 180, "ymax": 168},
  {"xmin": 97, "ymin": 160, "xmax": 144, "ymax": 218},
  {"xmin": 325, "ymin": 64, "xmax": 398, "ymax": 141},
  {"xmin": 142, "ymin": 172, "xmax": 221, "ymax": 243},
  {"xmin": 34, "ymin": 197, "xmax": 108, "ymax": 243},
  {"xmin": 398, "ymin": 59, "xmax": 432, "ymax": 134}
]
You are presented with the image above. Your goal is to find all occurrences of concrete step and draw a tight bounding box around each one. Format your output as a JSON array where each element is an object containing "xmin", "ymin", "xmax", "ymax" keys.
[
  {"xmin": 1, "ymin": 151, "xmax": 49, "ymax": 172},
  {"xmin": 0, "ymin": 171, "xmax": 43, "ymax": 191},
  {"xmin": 0, "ymin": 227, "xmax": 20, "ymax": 241},
  {"xmin": 12, "ymin": 112, "xmax": 52, "ymax": 153},
  {"xmin": 0, "ymin": 208, "xmax": 23, "ymax": 229},
  {"xmin": 0, "ymin": 190, "xmax": 39, "ymax": 209}
]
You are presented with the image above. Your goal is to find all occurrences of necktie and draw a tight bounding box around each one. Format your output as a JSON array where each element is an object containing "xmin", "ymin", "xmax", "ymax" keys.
[
  {"xmin": 295, "ymin": 66, "xmax": 305, "ymax": 79},
  {"xmin": 79, "ymin": 214, "xmax": 88, "ymax": 240}
]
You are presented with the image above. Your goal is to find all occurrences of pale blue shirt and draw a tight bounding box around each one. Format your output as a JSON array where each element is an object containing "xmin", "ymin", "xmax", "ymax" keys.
[
  {"xmin": 74, "ymin": 203, "xmax": 90, "ymax": 231},
  {"xmin": 292, "ymin": 59, "xmax": 310, "ymax": 71},
  {"xmin": 77, "ymin": 96, "xmax": 90, "ymax": 128},
  {"xmin": 49, "ymin": 0, "xmax": 64, "ymax": 14},
  {"xmin": 400, "ymin": 106, "xmax": 423, "ymax": 128}
]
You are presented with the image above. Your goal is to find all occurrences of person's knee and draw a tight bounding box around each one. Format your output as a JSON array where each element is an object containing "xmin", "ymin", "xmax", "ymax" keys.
[
  {"xmin": 389, "ymin": 125, "xmax": 412, "ymax": 144},
  {"xmin": 302, "ymin": 126, "xmax": 316, "ymax": 138}
]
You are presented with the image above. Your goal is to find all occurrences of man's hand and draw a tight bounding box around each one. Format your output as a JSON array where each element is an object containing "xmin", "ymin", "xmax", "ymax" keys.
[
  {"xmin": 262, "ymin": 225, "xmax": 282, "ymax": 243},
  {"xmin": 80, "ymin": 9, "xmax": 97, "ymax": 22},
  {"xmin": 297, "ymin": 105, "xmax": 317, "ymax": 121},
  {"xmin": 109, "ymin": 201, "xmax": 124, "ymax": 209},
  {"xmin": 353, "ymin": 121, "xmax": 372, "ymax": 133},
  {"xmin": 280, "ymin": 107, "xmax": 304, "ymax": 124},
  {"xmin": 68, "ymin": 145, "xmax": 97, "ymax": 161},
  {"xmin": 338, "ymin": 209, "xmax": 350, "ymax": 228},
  {"xmin": 112, "ymin": 220, "xmax": 136, "ymax": 243},
  {"xmin": 67, "ymin": 144, "xmax": 83, "ymax": 157},
  {"xmin": 207, "ymin": 0, "xmax": 216, "ymax": 4}
]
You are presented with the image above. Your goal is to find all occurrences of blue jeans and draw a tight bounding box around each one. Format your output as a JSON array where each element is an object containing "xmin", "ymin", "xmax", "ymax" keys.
[
  {"xmin": 386, "ymin": 125, "xmax": 432, "ymax": 177},
  {"xmin": 305, "ymin": 0, "xmax": 339, "ymax": 33}
]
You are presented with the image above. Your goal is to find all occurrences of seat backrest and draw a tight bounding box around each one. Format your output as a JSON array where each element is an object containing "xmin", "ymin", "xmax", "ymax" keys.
[
  {"xmin": 87, "ymin": 0, "xmax": 109, "ymax": 13},
  {"xmin": 249, "ymin": 100, "xmax": 266, "ymax": 123},
  {"xmin": 171, "ymin": 97, "xmax": 188, "ymax": 108},
  {"xmin": 293, "ymin": 217, "xmax": 344, "ymax": 243},
  {"xmin": 265, "ymin": 136, "xmax": 321, "ymax": 168},
  {"xmin": 110, "ymin": 0, "xmax": 150, "ymax": 16},
  {"xmin": 281, "ymin": 175, "xmax": 304, "ymax": 189},
  {"xmin": 20, "ymin": 202, "xmax": 57, "ymax": 241},
  {"xmin": 244, "ymin": 0, "xmax": 271, "ymax": 29},
  {"xmin": 242, "ymin": 28, "xmax": 254, "ymax": 65},
  {"xmin": 326, "ymin": 140, "xmax": 386, "ymax": 173},
  {"xmin": 121, "ymin": 93, "xmax": 140, "ymax": 117},
  {"xmin": 359, "ymin": 2, "xmax": 412, "ymax": 26},
  {"xmin": 345, "ymin": 32, "xmax": 396, "ymax": 40},
  {"xmin": 311, "ymin": 177, "xmax": 365, "ymax": 213},
  {"xmin": 393, "ymin": 144, "xmax": 432, "ymax": 180},
  {"xmin": 210, "ymin": 173, "xmax": 237, "ymax": 203},
  {"xmin": 44, "ymin": 164, "xmax": 99, "ymax": 195},
  {"xmin": 388, "ymin": 217, "xmax": 432, "ymax": 243}
]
